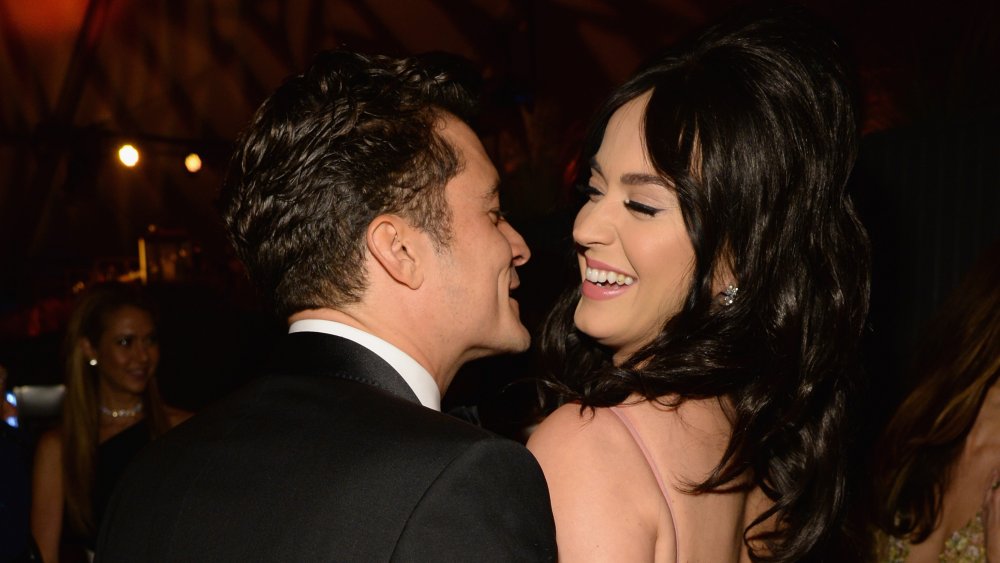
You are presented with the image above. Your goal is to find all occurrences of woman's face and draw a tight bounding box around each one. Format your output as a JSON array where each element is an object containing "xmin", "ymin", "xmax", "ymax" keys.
[
  {"xmin": 573, "ymin": 92, "xmax": 696, "ymax": 363},
  {"xmin": 86, "ymin": 305, "xmax": 159, "ymax": 399}
]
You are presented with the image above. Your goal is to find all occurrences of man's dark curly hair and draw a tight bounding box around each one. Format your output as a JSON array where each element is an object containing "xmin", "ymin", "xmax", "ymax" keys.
[{"xmin": 220, "ymin": 50, "xmax": 479, "ymax": 318}]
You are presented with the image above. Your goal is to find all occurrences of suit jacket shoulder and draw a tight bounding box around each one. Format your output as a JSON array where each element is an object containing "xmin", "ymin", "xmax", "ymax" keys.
[{"xmin": 97, "ymin": 334, "xmax": 555, "ymax": 562}]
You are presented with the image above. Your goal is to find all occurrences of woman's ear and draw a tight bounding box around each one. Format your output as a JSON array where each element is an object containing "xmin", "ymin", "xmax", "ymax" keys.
[
  {"xmin": 366, "ymin": 215, "xmax": 425, "ymax": 290},
  {"xmin": 711, "ymin": 254, "xmax": 739, "ymax": 304},
  {"xmin": 79, "ymin": 338, "xmax": 97, "ymax": 362}
]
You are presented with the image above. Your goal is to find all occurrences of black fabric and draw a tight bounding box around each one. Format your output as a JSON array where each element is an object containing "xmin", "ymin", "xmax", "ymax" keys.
[
  {"xmin": 96, "ymin": 332, "xmax": 556, "ymax": 562},
  {"xmin": 92, "ymin": 418, "xmax": 150, "ymax": 547},
  {"xmin": 265, "ymin": 332, "xmax": 420, "ymax": 403},
  {"xmin": 0, "ymin": 422, "xmax": 34, "ymax": 562}
]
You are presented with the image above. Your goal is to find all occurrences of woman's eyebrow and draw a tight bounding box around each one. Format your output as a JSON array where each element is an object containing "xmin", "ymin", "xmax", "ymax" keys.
[
  {"xmin": 590, "ymin": 158, "xmax": 669, "ymax": 188},
  {"xmin": 621, "ymin": 172, "xmax": 670, "ymax": 188}
]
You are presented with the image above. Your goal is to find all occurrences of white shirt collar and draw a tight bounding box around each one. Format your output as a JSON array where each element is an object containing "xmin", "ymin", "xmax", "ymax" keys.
[{"xmin": 287, "ymin": 319, "xmax": 441, "ymax": 411}]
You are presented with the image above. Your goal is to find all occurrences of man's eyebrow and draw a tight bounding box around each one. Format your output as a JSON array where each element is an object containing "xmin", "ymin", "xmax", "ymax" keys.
[{"xmin": 482, "ymin": 181, "xmax": 500, "ymax": 201}]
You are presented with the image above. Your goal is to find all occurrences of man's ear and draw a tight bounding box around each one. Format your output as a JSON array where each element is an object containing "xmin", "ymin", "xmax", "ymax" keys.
[{"xmin": 366, "ymin": 215, "xmax": 424, "ymax": 290}]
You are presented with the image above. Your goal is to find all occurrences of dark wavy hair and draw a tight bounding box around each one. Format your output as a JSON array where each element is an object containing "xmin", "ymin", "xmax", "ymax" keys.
[
  {"xmin": 540, "ymin": 7, "xmax": 871, "ymax": 562},
  {"xmin": 873, "ymin": 241, "xmax": 1000, "ymax": 542},
  {"xmin": 220, "ymin": 50, "xmax": 479, "ymax": 318}
]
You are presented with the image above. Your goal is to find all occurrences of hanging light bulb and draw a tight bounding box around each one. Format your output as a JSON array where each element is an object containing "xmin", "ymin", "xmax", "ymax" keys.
[
  {"xmin": 184, "ymin": 152, "xmax": 202, "ymax": 173},
  {"xmin": 118, "ymin": 144, "xmax": 139, "ymax": 167}
]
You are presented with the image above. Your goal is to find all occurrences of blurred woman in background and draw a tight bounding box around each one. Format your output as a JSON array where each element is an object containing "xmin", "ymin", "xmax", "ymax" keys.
[
  {"xmin": 874, "ymin": 242, "xmax": 1000, "ymax": 562},
  {"xmin": 30, "ymin": 282, "xmax": 189, "ymax": 562}
]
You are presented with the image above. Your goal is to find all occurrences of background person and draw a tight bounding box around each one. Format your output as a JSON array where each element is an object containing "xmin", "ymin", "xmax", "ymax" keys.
[
  {"xmin": 30, "ymin": 282, "xmax": 189, "ymax": 562},
  {"xmin": 873, "ymin": 241, "xmax": 1000, "ymax": 562},
  {"xmin": 1, "ymin": 363, "xmax": 35, "ymax": 562}
]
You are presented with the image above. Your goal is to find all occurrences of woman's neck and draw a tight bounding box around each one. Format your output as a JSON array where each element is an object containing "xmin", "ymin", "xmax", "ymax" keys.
[
  {"xmin": 98, "ymin": 383, "xmax": 143, "ymax": 412},
  {"xmin": 965, "ymin": 382, "xmax": 1000, "ymax": 450}
]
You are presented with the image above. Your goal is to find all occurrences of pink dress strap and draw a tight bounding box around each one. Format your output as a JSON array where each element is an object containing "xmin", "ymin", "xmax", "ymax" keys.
[{"xmin": 609, "ymin": 405, "xmax": 681, "ymax": 561}]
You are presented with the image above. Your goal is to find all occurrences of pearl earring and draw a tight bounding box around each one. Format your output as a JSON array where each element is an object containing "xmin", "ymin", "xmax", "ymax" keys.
[{"xmin": 88, "ymin": 358, "xmax": 98, "ymax": 367}]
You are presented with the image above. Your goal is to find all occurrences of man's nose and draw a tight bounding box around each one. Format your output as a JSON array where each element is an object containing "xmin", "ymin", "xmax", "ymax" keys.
[{"xmin": 501, "ymin": 221, "xmax": 531, "ymax": 267}]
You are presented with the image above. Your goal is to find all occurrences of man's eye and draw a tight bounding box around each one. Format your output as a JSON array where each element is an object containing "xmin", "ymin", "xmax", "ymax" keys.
[
  {"xmin": 624, "ymin": 199, "xmax": 661, "ymax": 217},
  {"xmin": 117, "ymin": 336, "xmax": 132, "ymax": 347},
  {"xmin": 490, "ymin": 209, "xmax": 508, "ymax": 225}
]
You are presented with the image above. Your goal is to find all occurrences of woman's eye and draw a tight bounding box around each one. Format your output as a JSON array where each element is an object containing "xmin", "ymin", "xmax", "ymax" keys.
[
  {"xmin": 117, "ymin": 336, "xmax": 132, "ymax": 347},
  {"xmin": 624, "ymin": 199, "xmax": 661, "ymax": 217},
  {"xmin": 575, "ymin": 184, "xmax": 603, "ymax": 201}
]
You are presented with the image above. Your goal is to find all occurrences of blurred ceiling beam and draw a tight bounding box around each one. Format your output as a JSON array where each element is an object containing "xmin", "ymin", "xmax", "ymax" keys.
[{"xmin": 11, "ymin": 0, "xmax": 113, "ymax": 264}]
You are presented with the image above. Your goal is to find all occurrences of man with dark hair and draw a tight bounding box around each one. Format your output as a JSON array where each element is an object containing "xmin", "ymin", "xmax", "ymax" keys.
[{"xmin": 97, "ymin": 51, "xmax": 556, "ymax": 562}]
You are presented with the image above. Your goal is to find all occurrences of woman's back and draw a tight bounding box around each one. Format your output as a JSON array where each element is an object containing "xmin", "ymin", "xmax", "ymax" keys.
[{"xmin": 528, "ymin": 397, "xmax": 773, "ymax": 562}]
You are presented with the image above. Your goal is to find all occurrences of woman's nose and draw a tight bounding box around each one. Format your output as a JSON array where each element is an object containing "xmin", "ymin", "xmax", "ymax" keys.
[
  {"xmin": 133, "ymin": 342, "xmax": 152, "ymax": 362},
  {"xmin": 572, "ymin": 200, "xmax": 614, "ymax": 248}
]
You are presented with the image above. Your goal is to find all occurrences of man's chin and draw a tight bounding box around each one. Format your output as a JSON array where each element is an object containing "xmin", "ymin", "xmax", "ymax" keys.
[
  {"xmin": 484, "ymin": 323, "xmax": 530, "ymax": 356},
  {"xmin": 507, "ymin": 324, "xmax": 531, "ymax": 353}
]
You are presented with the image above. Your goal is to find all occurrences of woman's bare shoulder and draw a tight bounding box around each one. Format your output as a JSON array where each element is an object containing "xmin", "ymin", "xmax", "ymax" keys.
[
  {"xmin": 527, "ymin": 402, "xmax": 662, "ymax": 496},
  {"xmin": 528, "ymin": 403, "xmax": 632, "ymax": 457},
  {"xmin": 32, "ymin": 427, "xmax": 64, "ymax": 474},
  {"xmin": 164, "ymin": 404, "xmax": 194, "ymax": 427},
  {"xmin": 528, "ymin": 402, "xmax": 670, "ymax": 560},
  {"xmin": 35, "ymin": 427, "xmax": 63, "ymax": 456}
]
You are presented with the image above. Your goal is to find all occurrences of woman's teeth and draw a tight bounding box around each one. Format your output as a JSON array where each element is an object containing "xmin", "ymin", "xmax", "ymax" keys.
[{"xmin": 585, "ymin": 267, "xmax": 634, "ymax": 286}]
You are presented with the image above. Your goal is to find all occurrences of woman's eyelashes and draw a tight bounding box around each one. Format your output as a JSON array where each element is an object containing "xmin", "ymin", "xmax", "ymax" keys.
[
  {"xmin": 576, "ymin": 183, "xmax": 603, "ymax": 201},
  {"xmin": 576, "ymin": 181, "xmax": 665, "ymax": 217},
  {"xmin": 116, "ymin": 334, "xmax": 158, "ymax": 348},
  {"xmin": 624, "ymin": 199, "xmax": 661, "ymax": 217}
]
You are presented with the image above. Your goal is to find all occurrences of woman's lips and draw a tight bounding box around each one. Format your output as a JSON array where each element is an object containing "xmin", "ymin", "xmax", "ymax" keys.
[
  {"xmin": 580, "ymin": 256, "xmax": 635, "ymax": 300},
  {"xmin": 581, "ymin": 279, "xmax": 632, "ymax": 300},
  {"xmin": 583, "ymin": 257, "xmax": 624, "ymax": 274},
  {"xmin": 127, "ymin": 369, "xmax": 150, "ymax": 381}
]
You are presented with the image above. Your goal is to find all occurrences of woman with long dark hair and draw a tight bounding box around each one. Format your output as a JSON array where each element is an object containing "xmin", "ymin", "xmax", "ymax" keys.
[
  {"xmin": 873, "ymin": 242, "xmax": 1000, "ymax": 562},
  {"xmin": 527, "ymin": 8, "xmax": 871, "ymax": 562}
]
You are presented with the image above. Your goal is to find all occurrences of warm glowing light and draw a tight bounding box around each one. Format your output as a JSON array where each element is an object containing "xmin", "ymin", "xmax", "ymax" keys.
[
  {"xmin": 5, "ymin": 2, "xmax": 90, "ymax": 40},
  {"xmin": 184, "ymin": 153, "xmax": 202, "ymax": 173},
  {"xmin": 118, "ymin": 144, "xmax": 139, "ymax": 167}
]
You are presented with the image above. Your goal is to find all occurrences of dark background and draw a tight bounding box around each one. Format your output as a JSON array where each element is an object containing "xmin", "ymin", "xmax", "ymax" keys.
[{"xmin": 0, "ymin": 0, "xmax": 997, "ymax": 436}]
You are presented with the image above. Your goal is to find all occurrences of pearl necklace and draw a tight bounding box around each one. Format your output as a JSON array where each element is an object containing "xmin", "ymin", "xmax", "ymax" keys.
[{"xmin": 100, "ymin": 402, "xmax": 143, "ymax": 418}]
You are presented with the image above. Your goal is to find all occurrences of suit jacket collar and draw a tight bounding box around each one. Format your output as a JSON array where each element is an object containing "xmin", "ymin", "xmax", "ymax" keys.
[{"xmin": 269, "ymin": 331, "xmax": 421, "ymax": 405}]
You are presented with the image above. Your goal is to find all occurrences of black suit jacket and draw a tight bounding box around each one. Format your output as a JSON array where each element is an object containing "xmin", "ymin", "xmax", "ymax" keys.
[{"xmin": 96, "ymin": 332, "xmax": 556, "ymax": 562}]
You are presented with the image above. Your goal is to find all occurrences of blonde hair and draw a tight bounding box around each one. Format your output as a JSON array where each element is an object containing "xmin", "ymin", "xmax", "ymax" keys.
[{"xmin": 61, "ymin": 282, "xmax": 170, "ymax": 537}]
